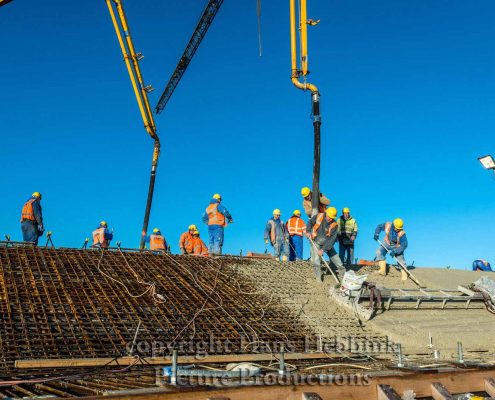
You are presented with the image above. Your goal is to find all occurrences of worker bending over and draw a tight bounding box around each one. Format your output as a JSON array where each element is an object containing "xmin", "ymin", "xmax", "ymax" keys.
[
  {"xmin": 472, "ymin": 259, "xmax": 492, "ymax": 272},
  {"xmin": 92, "ymin": 221, "xmax": 113, "ymax": 248},
  {"xmin": 264, "ymin": 209, "xmax": 289, "ymax": 262},
  {"xmin": 179, "ymin": 225, "xmax": 196, "ymax": 254},
  {"xmin": 338, "ymin": 207, "xmax": 358, "ymax": 266},
  {"xmin": 286, "ymin": 210, "xmax": 306, "ymax": 261},
  {"xmin": 142, "ymin": 228, "xmax": 167, "ymax": 252},
  {"xmin": 374, "ymin": 218, "xmax": 408, "ymax": 280},
  {"xmin": 20, "ymin": 192, "xmax": 44, "ymax": 245},
  {"xmin": 306, "ymin": 207, "xmax": 345, "ymax": 282},
  {"xmin": 301, "ymin": 186, "xmax": 330, "ymax": 218},
  {"xmin": 202, "ymin": 194, "xmax": 233, "ymax": 256},
  {"xmin": 191, "ymin": 230, "xmax": 209, "ymax": 256}
]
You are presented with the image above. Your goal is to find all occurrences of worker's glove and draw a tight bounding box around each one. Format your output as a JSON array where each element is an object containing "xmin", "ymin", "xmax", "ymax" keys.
[
  {"xmin": 264, "ymin": 239, "xmax": 269, "ymax": 245},
  {"xmin": 373, "ymin": 234, "xmax": 379, "ymax": 241},
  {"xmin": 351, "ymin": 235, "xmax": 356, "ymax": 241},
  {"xmin": 389, "ymin": 250, "xmax": 396, "ymax": 257}
]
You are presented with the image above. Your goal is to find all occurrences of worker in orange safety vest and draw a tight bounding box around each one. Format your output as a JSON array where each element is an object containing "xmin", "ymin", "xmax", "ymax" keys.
[
  {"xmin": 286, "ymin": 210, "xmax": 306, "ymax": 261},
  {"xmin": 92, "ymin": 221, "xmax": 113, "ymax": 248},
  {"xmin": 142, "ymin": 228, "xmax": 167, "ymax": 252},
  {"xmin": 179, "ymin": 224, "xmax": 196, "ymax": 255},
  {"xmin": 191, "ymin": 230, "xmax": 209, "ymax": 257},
  {"xmin": 20, "ymin": 192, "xmax": 44, "ymax": 245}
]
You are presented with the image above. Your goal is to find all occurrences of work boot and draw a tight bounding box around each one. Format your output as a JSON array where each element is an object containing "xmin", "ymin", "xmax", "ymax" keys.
[
  {"xmin": 378, "ymin": 261, "xmax": 387, "ymax": 276},
  {"xmin": 401, "ymin": 268, "xmax": 408, "ymax": 281}
]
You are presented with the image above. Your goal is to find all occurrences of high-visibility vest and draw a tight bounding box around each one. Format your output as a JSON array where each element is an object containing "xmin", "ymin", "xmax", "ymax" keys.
[
  {"xmin": 20, "ymin": 198, "xmax": 36, "ymax": 222},
  {"xmin": 150, "ymin": 234, "xmax": 166, "ymax": 251},
  {"xmin": 92, "ymin": 227, "xmax": 109, "ymax": 248},
  {"xmin": 268, "ymin": 219, "xmax": 286, "ymax": 243},
  {"xmin": 192, "ymin": 237, "xmax": 209, "ymax": 256},
  {"xmin": 179, "ymin": 232, "xmax": 194, "ymax": 254},
  {"xmin": 206, "ymin": 203, "xmax": 226, "ymax": 227},
  {"xmin": 286, "ymin": 216, "xmax": 306, "ymax": 236},
  {"xmin": 384, "ymin": 222, "xmax": 405, "ymax": 246},
  {"xmin": 312, "ymin": 213, "xmax": 337, "ymax": 239}
]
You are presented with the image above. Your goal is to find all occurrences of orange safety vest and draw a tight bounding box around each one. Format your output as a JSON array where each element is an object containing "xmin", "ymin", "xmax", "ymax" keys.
[
  {"xmin": 20, "ymin": 198, "xmax": 36, "ymax": 222},
  {"xmin": 192, "ymin": 237, "xmax": 209, "ymax": 256},
  {"xmin": 312, "ymin": 213, "xmax": 337, "ymax": 239},
  {"xmin": 92, "ymin": 227, "xmax": 109, "ymax": 248},
  {"xmin": 206, "ymin": 203, "xmax": 226, "ymax": 227},
  {"xmin": 150, "ymin": 234, "xmax": 166, "ymax": 251},
  {"xmin": 384, "ymin": 222, "xmax": 405, "ymax": 246},
  {"xmin": 286, "ymin": 216, "xmax": 306, "ymax": 236},
  {"xmin": 179, "ymin": 232, "xmax": 194, "ymax": 254}
]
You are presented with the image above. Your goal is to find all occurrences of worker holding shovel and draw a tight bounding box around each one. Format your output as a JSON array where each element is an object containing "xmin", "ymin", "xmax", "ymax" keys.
[{"xmin": 374, "ymin": 218, "xmax": 408, "ymax": 280}]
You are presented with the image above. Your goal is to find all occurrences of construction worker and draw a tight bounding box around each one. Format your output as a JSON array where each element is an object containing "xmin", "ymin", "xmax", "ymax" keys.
[
  {"xmin": 338, "ymin": 207, "xmax": 358, "ymax": 266},
  {"xmin": 301, "ymin": 186, "xmax": 330, "ymax": 218},
  {"xmin": 191, "ymin": 230, "xmax": 209, "ymax": 256},
  {"xmin": 286, "ymin": 210, "xmax": 306, "ymax": 261},
  {"xmin": 179, "ymin": 224, "xmax": 196, "ymax": 254},
  {"xmin": 202, "ymin": 194, "xmax": 233, "ymax": 256},
  {"xmin": 374, "ymin": 218, "xmax": 408, "ymax": 280},
  {"xmin": 306, "ymin": 207, "xmax": 344, "ymax": 282},
  {"xmin": 472, "ymin": 259, "xmax": 492, "ymax": 272},
  {"xmin": 20, "ymin": 192, "xmax": 44, "ymax": 245},
  {"xmin": 142, "ymin": 228, "xmax": 167, "ymax": 252},
  {"xmin": 92, "ymin": 221, "xmax": 113, "ymax": 248},
  {"xmin": 264, "ymin": 209, "xmax": 289, "ymax": 261}
]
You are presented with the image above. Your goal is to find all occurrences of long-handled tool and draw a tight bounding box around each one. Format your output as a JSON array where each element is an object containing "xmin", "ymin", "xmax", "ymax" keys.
[
  {"xmin": 376, "ymin": 239, "xmax": 422, "ymax": 287},
  {"xmin": 308, "ymin": 237, "xmax": 340, "ymax": 283}
]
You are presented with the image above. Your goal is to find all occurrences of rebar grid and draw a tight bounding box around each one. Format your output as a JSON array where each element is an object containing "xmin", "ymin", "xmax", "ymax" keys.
[{"xmin": 0, "ymin": 246, "xmax": 315, "ymax": 370}]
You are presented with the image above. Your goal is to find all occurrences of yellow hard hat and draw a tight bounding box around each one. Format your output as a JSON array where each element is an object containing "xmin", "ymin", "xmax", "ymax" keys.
[
  {"xmin": 213, "ymin": 193, "xmax": 221, "ymax": 200},
  {"xmin": 188, "ymin": 224, "xmax": 197, "ymax": 230},
  {"xmin": 273, "ymin": 209, "xmax": 281, "ymax": 216},
  {"xmin": 293, "ymin": 209, "xmax": 301, "ymax": 216},
  {"xmin": 301, "ymin": 187, "xmax": 311, "ymax": 197},
  {"xmin": 193, "ymin": 230, "xmax": 200, "ymax": 235},
  {"xmin": 100, "ymin": 221, "xmax": 107, "ymax": 227},
  {"xmin": 32, "ymin": 192, "xmax": 42, "ymax": 199},
  {"xmin": 152, "ymin": 228, "xmax": 160, "ymax": 233},
  {"xmin": 326, "ymin": 207, "xmax": 337, "ymax": 219},
  {"xmin": 393, "ymin": 218, "xmax": 404, "ymax": 230},
  {"xmin": 343, "ymin": 207, "xmax": 350, "ymax": 213}
]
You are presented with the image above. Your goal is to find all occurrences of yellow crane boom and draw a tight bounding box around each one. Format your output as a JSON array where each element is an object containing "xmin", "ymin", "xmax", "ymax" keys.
[{"xmin": 105, "ymin": 0, "xmax": 161, "ymax": 249}]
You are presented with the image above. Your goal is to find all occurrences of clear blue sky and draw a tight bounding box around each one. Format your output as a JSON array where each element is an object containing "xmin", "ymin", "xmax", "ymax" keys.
[{"xmin": 1, "ymin": 0, "xmax": 494, "ymax": 269}]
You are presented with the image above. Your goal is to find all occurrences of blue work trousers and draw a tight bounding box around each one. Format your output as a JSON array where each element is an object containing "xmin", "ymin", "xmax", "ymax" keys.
[
  {"xmin": 273, "ymin": 239, "xmax": 289, "ymax": 260},
  {"xmin": 376, "ymin": 243, "xmax": 406, "ymax": 269},
  {"xmin": 208, "ymin": 225, "xmax": 224, "ymax": 256},
  {"xmin": 289, "ymin": 235, "xmax": 303, "ymax": 261},
  {"xmin": 21, "ymin": 221, "xmax": 39, "ymax": 245},
  {"xmin": 339, "ymin": 242, "xmax": 354, "ymax": 265}
]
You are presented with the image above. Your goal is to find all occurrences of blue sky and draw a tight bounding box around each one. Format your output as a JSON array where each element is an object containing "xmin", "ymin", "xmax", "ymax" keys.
[{"xmin": 1, "ymin": 0, "xmax": 494, "ymax": 269}]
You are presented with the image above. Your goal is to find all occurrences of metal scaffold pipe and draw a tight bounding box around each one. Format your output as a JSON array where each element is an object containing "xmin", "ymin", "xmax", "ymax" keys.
[
  {"xmin": 290, "ymin": 0, "xmax": 321, "ymax": 216},
  {"xmin": 106, "ymin": 0, "xmax": 160, "ymax": 249}
]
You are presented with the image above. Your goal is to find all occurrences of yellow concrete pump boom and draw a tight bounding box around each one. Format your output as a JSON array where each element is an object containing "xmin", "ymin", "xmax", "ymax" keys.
[
  {"xmin": 290, "ymin": 0, "xmax": 322, "ymax": 216},
  {"xmin": 105, "ymin": 0, "xmax": 161, "ymax": 250}
]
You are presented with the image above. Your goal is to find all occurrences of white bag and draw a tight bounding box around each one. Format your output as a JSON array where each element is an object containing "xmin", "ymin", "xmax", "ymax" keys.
[{"xmin": 341, "ymin": 270, "xmax": 368, "ymax": 292}]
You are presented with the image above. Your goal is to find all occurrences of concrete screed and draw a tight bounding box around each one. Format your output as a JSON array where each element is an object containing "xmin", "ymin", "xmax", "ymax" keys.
[{"xmin": 236, "ymin": 260, "xmax": 495, "ymax": 359}]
